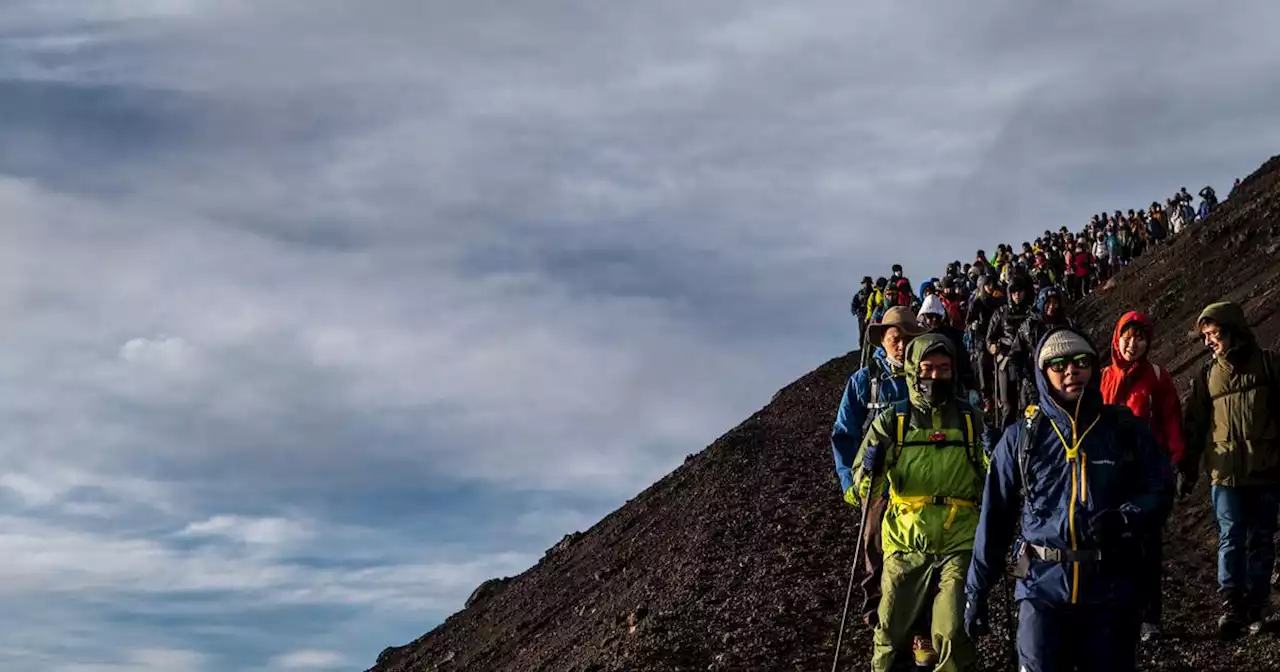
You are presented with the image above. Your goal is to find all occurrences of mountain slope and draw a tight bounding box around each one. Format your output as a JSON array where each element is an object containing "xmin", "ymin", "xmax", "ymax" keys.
[{"xmin": 369, "ymin": 154, "xmax": 1280, "ymax": 672}]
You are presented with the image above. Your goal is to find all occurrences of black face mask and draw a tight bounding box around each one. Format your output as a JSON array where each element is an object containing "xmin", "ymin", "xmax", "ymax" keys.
[{"xmin": 917, "ymin": 378, "xmax": 953, "ymax": 406}]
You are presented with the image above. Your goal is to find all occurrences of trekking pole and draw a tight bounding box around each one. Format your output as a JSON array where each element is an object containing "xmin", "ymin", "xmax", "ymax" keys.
[{"xmin": 831, "ymin": 495, "xmax": 874, "ymax": 672}]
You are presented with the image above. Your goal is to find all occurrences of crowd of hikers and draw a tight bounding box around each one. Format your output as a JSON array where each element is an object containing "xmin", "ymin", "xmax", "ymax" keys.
[{"xmin": 829, "ymin": 182, "xmax": 1280, "ymax": 672}]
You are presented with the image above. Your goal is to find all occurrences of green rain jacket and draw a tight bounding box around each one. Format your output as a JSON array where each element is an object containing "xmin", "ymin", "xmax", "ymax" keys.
[
  {"xmin": 853, "ymin": 334, "xmax": 988, "ymax": 556},
  {"xmin": 1184, "ymin": 302, "xmax": 1280, "ymax": 487}
]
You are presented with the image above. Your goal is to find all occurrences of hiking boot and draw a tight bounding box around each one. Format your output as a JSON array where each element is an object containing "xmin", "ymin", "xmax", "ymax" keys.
[
  {"xmin": 1247, "ymin": 604, "xmax": 1269, "ymax": 636},
  {"xmin": 1218, "ymin": 600, "xmax": 1246, "ymax": 640},
  {"xmin": 1140, "ymin": 622, "xmax": 1161, "ymax": 642},
  {"xmin": 912, "ymin": 635, "xmax": 937, "ymax": 669}
]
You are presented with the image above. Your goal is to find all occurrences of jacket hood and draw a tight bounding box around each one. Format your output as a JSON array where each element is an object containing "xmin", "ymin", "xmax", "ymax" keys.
[
  {"xmin": 1111, "ymin": 311, "xmax": 1153, "ymax": 368},
  {"xmin": 918, "ymin": 294, "xmax": 946, "ymax": 318},
  {"xmin": 1034, "ymin": 326, "xmax": 1102, "ymax": 424},
  {"xmin": 904, "ymin": 333, "xmax": 956, "ymax": 410},
  {"xmin": 872, "ymin": 345, "xmax": 901, "ymax": 373},
  {"xmin": 919, "ymin": 279, "xmax": 938, "ymax": 298},
  {"xmin": 1197, "ymin": 302, "xmax": 1254, "ymax": 343},
  {"xmin": 1033, "ymin": 286, "xmax": 1062, "ymax": 313}
]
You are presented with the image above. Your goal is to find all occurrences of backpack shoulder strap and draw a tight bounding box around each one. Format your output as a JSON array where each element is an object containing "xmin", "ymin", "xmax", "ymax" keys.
[
  {"xmin": 866, "ymin": 358, "xmax": 888, "ymax": 411},
  {"xmin": 889, "ymin": 399, "xmax": 912, "ymax": 467},
  {"xmin": 1016, "ymin": 405, "xmax": 1043, "ymax": 503},
  {"xmin": 958, "ymin": 404, "xmax": 986, "ymax": 479}
]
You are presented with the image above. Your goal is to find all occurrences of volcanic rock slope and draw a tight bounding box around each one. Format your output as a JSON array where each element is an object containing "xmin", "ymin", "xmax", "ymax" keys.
[{"xmin": 369, "ymin": 155, "xmax": 1280, "ymax": 672}]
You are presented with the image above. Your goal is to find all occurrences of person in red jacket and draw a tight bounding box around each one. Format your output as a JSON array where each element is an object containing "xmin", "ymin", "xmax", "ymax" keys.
[
  {"xmin": 1072, "ymin": 244, "xmax": 1094, "ymax": 297},
  {"xmin": 1100, "ymin": 311, "xmax": 1185, "ymax": 643}
]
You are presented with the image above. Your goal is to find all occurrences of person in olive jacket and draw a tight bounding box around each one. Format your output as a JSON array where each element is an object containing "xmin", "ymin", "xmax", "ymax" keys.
[{"xmin": 1182, "ymin": 301, "xmax": 1280, "ymax": 638}]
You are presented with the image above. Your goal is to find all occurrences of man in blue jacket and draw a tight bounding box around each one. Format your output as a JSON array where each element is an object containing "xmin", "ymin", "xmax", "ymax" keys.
[
  {"xmin": 832, "ymin": 306, "xmax": 924, "ymax": 631},
  {"xmin": 963, "ymin": 327, "xmax": 1174, "ymax": 671}
]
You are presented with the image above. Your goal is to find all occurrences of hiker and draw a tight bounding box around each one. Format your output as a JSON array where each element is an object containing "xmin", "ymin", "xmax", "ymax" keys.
[
  {"xmin": 1100, "ymin": 311, "xmax": 1186, "ymax": 642},
  {"xmin": 939, "ymin": 278, "xmax": 966, "ymax": 330},
  {"xmin": 988, "ymin": 278, "xmax": 1035, "ymax": 429},
  {"xmin": 965, "ymin": 328, "xmax": 1174, "ymax": 672},
  {"xmin": 1169, "ymin": 198, "xmax": 1187, "ymax": 236},
  {"xmin": 919, "ymin": 295, "xmax": 977, "ymax": 401},
  {"xmin": 1010, "ymin": 286, "xmax": 1071, "ymax": 414},
  {"xmin": 832, "ymin": 307, "xmax": 924, "ymax": 630},
  {"xmin": 889, "ymin": 278, "xmax": 917, "ymax": 312},
  {"xmin": 1091, "ymin": 233, "xmax": 1109, "ymax": 283},
  {"xmin": 1181, "ymin": 301, "xmax": 1280, "ymax": 638},
  {"xmin": 1177, "ymin": 187, "xmax": 1193, "ymax": 206},
  {"xmin": 1071, "ymin": 244, "xmax": 1093, "ymax": 298},
  {"xmin": 852, "ymin": 333, "xmax": 988, "ymax": 672},
  {"xmin": 1030, "ymin": 253, "xmax": 1054, "ymax": 291},
  {"xmin": 853, "ymin": 276, "xmax": 875, "ymax": 346},
  {"xmin": 891, "ymin": 264, "xmax": 913, "ymax": 302},
  {"xmin": 966, "ymin": 278, "xmax": 1003, "ymax": 410},
  {"xmin": 866, "ymin": 278, "xmax": 890, "ymax": 325},
  {"xmin": 1200, "ymin": 185, "xmax": 1219, "ymax": 212},
  {"xmin": 872, "ymin": 285, "xmax": 903, "ymax": 324},
  {"xmin": 1115, "ymin": 213, "xmax": 1132, "ymax": 266}
]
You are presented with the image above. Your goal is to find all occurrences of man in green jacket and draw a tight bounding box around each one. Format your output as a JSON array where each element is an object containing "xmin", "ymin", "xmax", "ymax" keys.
[
  {"xmin": 1181, "ymin": 301, "xmax": 1280, "ymax": 637},
  {"xmin": 853, "ymin": 333, "xmax": 987, "ymax": 672}
]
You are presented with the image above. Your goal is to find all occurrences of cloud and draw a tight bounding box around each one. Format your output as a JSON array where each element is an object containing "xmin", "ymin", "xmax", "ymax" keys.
[
  {"xmin": 177, "ymin": 515, "xmax": 312, "ymax": 547},
  {"xmin": 2, "ymin": 0, "xmax": 1280, "ymax": 669},
  {"xmin": 56, "ymin": 647, "xmax": 208, "ymax": 672},
  {"xmin": 268, "ymin": 649, "xmax": 346, "ymax": 670}
]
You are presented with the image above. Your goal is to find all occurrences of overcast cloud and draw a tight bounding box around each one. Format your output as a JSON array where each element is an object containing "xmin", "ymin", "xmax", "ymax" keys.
[{"xmin": 2, "ymin": 1, "xmax": 1279, "ymax": 669}]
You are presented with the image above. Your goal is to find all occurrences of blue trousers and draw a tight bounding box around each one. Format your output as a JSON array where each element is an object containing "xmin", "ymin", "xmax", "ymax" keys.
[
  {"xmin": 1212, "ymin": 484, "xmax": 1278, "ymax": 604},
  {"xmin": 1016, "ymin": 599, "xmax": 1138, "ymax": 672}
]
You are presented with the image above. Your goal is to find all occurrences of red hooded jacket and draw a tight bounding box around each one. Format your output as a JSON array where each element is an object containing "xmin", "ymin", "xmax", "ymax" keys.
[{"xmin": 1100, "ymin": 311, "xmax": 1186, "ymax": 464}]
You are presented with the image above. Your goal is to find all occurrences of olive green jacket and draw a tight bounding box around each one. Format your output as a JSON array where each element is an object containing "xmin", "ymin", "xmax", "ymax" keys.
[{"xmin": 1184, "ymin": 302, "xmax": 1280, "ymax": 486}]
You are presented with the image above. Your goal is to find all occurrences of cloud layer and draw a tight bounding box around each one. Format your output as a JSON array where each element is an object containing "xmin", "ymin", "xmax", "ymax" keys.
[{"xmin": 2, "ymin": 1, "xmax": 1280, "ymax": 668}]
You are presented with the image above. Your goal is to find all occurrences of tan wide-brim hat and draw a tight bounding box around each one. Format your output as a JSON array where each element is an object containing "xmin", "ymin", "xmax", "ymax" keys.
[{"xmin": 866, "ymin": 306, "xmax": 927, "ymax": 349}]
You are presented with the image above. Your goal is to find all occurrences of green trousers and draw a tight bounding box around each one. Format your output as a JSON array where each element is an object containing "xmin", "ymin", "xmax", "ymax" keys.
[{"xmin": 872, "ymin": 551, "xmax": 976, "ymax": 672}]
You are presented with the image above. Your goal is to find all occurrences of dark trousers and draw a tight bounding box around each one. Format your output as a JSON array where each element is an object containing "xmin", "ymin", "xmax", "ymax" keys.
[
  {"xmin": 1138, "ymin": 529, "xmax": 1163, "ymax": 624},
  {"xmin": 1212, "ymin": 484, "xmax": 1278, "ymax": 606},
  {"xmin": 1017, "ymin": 599, "xmax": 1139, "ymax": 672},
  {"xmin": 994, "ymin": 356, "xmax": 1020, "ymax": 429}
]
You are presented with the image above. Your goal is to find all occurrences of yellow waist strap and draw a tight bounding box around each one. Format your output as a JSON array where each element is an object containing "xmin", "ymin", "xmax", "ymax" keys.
[{"xmin": 889, "ymin": 489, "xmax": 976, "ymax": 531}]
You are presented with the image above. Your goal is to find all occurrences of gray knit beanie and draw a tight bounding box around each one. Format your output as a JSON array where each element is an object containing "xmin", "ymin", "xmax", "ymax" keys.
[{"xmin": 1037, "ymin": 330, "xmax": 1097, "ymax": 370}]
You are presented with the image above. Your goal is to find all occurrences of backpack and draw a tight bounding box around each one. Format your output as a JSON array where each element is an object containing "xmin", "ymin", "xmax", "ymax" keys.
[
  {"xmin": 885, "ymin": 398, "xmax": 985, "ymax": 482},
  {"xmin": 860, "ymin": 357, "xmax": 902, "ymax": 435}
]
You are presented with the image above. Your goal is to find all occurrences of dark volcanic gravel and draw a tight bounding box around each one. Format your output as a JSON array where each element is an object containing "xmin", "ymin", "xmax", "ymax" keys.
[{"xmin": 368, "ymin": 154, "xmax": 1280, "ymax": 672}]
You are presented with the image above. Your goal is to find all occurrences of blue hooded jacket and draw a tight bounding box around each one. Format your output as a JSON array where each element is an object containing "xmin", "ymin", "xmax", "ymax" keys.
[
  {"xmin": 965, "ymin": 327, "xmax": 1173, "ymax": 606},
  {"xmin": 831, "ymin": 347, "xmax": 910, "ymax": 494}
]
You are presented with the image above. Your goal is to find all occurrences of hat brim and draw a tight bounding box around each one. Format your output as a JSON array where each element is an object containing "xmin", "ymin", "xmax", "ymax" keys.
[{"xmin": 866, "ymin": 321, "xmax": 927, "ymax": 349}]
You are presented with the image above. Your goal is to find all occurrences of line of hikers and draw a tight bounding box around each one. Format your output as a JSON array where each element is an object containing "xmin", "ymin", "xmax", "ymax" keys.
[
  {"xmin": 830, "ymin": 183, "xmax": 1280, "ymax": 672},
  {"xmin": 849, "ymin": 185, "xmax": 1224, "ymax": 352}
]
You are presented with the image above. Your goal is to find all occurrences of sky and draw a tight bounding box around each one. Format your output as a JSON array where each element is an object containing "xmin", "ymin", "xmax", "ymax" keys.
[{"xmin": 2, "ymin": 1, "xmax": 1279, "ymax": 670}]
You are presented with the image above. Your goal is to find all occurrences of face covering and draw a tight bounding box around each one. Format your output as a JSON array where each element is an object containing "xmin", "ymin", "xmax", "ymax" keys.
[{"xmin": 917, "ymin": 378, "xmax": 953, "ymax": 406}]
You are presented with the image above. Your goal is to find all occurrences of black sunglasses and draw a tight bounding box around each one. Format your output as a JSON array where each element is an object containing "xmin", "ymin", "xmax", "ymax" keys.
[{"xmin": 1045, "ymin": 354, "xmax": 1095, "ymax": 373}]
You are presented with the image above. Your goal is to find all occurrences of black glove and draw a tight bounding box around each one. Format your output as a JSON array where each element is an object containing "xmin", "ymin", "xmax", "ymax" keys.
[
  {"xmin": 1088, "ymin": 509, "xmax": 1130, "ymax": 545},
  {"xmin": 861, "ymin": 444, "xmax": 884, "ymax": 475},
  {"xmin": 964, "ymin": 596, "xmax": 990, "ymax": 638},
  {"xmin": 1176, "ymin": 469, "xmax": 1197, "ymax": 500}
]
